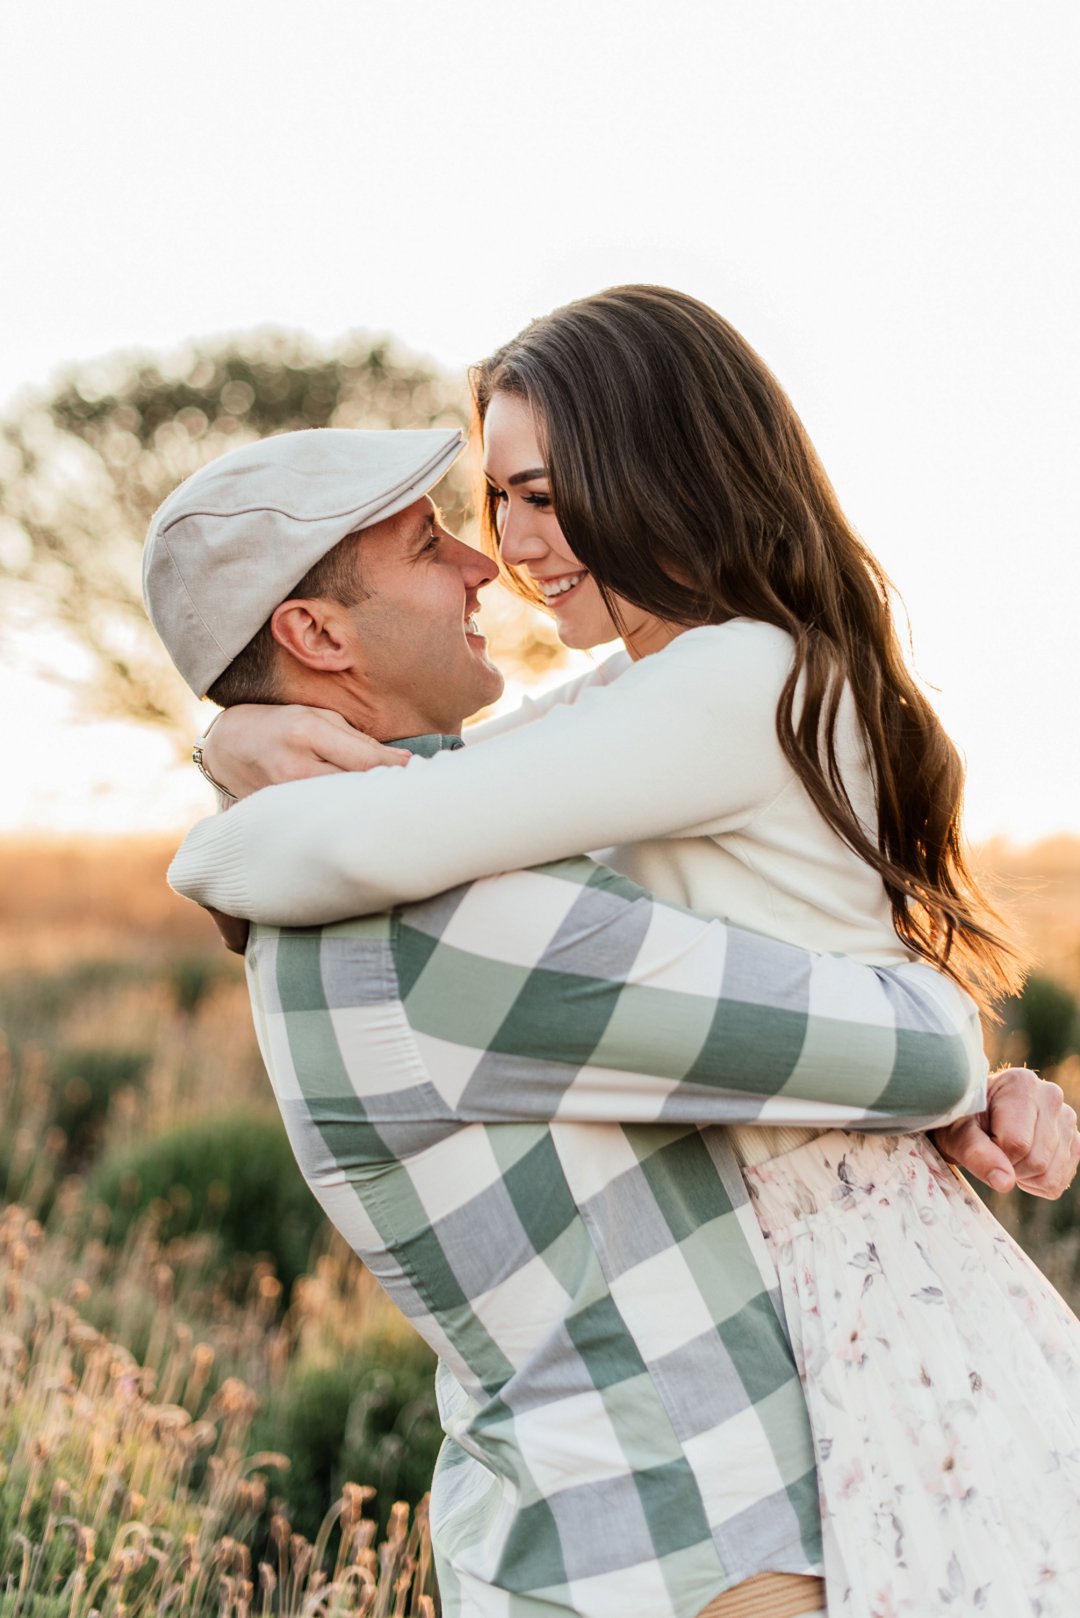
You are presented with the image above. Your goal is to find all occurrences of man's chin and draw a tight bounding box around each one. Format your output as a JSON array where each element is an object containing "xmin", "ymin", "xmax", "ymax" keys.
[{"xmin": 466, "ymin": 660, "xmax": 505, "ymax": 718}]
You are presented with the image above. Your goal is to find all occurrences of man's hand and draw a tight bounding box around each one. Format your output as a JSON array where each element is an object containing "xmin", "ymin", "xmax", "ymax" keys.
[
  {"xmin": 207, "ymin": 906, "xmax": 250, "ymax": 955},
  {"xmin": 933, "ymin": 1066, "xmax": 1080, "ymax": 1199},
  {"xmin": 203, "ymin": 705, "xmax": 413, "ymax": 799}
]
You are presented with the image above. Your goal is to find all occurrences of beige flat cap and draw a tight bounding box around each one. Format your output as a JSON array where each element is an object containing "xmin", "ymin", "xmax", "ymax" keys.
[{"xmin": 143, "ymin": 426, "xmax": 466, "ymax": 696}]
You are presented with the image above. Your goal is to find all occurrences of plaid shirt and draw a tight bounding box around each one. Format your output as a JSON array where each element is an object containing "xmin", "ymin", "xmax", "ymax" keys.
[
  {"xmin": 247, "ymin": 860, "xmax": 990, "ymax": 1618},
  {"xmin": 243, "ymin": 753, "xmax": 985, "ymax": 1618}
]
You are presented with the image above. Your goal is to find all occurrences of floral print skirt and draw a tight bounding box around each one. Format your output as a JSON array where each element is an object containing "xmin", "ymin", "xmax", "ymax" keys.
[{"xmin": 744, "ymin": 1131, "xmax": 1080, "ymax": 1618}]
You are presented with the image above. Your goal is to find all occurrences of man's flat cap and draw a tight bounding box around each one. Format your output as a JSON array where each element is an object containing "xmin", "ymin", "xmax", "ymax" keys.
[{"xmin": 143, "ymin": 426, "xmax": 466, "ymax": 696}]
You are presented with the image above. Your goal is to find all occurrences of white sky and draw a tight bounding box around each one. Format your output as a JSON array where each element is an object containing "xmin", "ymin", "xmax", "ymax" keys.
[{"xmin": 1, "ymin": 0, "xmax": 1077, "ymax": 841}]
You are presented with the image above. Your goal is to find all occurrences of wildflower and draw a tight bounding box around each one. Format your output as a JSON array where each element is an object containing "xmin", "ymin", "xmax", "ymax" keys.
[{"xmin": 341, "ymin": 1483, "xmax": 376, "ymax": 1527}]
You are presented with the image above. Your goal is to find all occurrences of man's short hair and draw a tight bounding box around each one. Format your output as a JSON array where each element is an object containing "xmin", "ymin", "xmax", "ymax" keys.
[{"xmin": 206, "ymin": 529, "xmax": 367, "ymax": 707}]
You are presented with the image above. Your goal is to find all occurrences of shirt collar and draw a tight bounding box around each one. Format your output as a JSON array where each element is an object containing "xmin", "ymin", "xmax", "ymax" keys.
[{"xmin": 390, "ymin": 733, "xmax": 464, "ymax": 758}]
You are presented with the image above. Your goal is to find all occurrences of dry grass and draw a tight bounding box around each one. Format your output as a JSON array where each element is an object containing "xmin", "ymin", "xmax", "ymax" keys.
[
  {"xmin": 0, "ymin": 1204, "xmax": 435, "ymax": 1618},
  {"xmin": 0, "ymin": 839, "xmax": 441, "ymax": 1602},
  {"xmin": 0, "ymin": 839, "xmax": 218, "ymax": 975},
  {"xmin": 978, "ymin": 835, "xmax": 1080, "ymax": 994}
]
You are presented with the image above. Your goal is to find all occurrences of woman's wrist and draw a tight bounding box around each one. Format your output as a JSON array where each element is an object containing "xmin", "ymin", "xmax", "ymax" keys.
[
  {"xmin": 193, "ymin": 714, "xmax": 238, "ymax": 801},
  {"xmin": 198, "ymin": 702, "xmax": 413, "ymax": 799}
]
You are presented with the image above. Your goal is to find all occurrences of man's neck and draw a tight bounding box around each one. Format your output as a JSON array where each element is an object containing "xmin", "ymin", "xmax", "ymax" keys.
[{"xmin": 281, "ymin": 675, "xmax": 464, "ymax": 747}]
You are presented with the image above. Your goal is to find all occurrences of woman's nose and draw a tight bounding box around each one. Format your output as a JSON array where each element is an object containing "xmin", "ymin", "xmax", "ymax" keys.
[{"xmin": 498, "ymin": 504, "xmax": 547, "ymax": 566}]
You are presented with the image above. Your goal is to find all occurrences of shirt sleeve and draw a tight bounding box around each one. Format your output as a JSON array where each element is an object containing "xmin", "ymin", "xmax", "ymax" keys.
[
  {"xmin": 169, "ymin": 623, "xmax": 796, "ymax": 925},
  {"xmin": 261, "ymin": 858, "xmax": 986, "ymax": 1134}
]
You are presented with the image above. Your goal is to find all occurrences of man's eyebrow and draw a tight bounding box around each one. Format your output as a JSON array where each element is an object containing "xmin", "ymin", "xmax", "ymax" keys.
[{"xmin": 507, "ymin": 467, "xmax": 548, "ymax": 486}]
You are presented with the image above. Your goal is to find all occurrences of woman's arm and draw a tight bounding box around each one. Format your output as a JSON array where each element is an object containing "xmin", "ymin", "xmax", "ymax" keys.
[
  {"xmin": 170, "ymin": 623, "xmax": 794, "ymax": 925},
  {"xmin": 461, "ymin": 648, "xmax": 631, "ymax": 746}
]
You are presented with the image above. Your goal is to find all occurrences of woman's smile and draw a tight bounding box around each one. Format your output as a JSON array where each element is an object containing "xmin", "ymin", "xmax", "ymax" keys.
[{"xmin": 532, "ymin": 569, "xmax": 590, "ymax": 603}]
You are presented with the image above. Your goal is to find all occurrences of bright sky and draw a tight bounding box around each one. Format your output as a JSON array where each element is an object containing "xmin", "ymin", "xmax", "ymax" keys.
[{"xmin": 1, "ymin": 0, "xmax": 1077, "ymax": 841}]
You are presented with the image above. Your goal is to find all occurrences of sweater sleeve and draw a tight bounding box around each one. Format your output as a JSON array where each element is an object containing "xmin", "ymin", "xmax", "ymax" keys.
[
  {"xmin": 462, "ymin": 648, "xmax": 632, "ymax": 745},
  {"xmin": 168, "ymin": 623, "xmax": 797, "ymax": 926}
]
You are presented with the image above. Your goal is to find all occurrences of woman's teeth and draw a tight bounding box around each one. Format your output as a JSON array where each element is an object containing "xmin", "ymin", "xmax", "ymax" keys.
[
  {"xmin": 537, "ymin": 572, "xmax": 587, "ymax": 601},
  {"xmin": 465, "ymin": 615, "xmax": 482, "ymax": 636}
]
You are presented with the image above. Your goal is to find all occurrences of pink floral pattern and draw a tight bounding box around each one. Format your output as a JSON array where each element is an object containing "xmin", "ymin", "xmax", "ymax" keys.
[{"xmin": 745, "ymin": 1132, "xmax": 1080, "ymax": 1618}]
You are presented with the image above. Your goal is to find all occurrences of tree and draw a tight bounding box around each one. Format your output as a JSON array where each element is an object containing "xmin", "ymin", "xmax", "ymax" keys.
[{"xmin": 0, "ymin": 331, "xmax": 563, "ymax": 735}]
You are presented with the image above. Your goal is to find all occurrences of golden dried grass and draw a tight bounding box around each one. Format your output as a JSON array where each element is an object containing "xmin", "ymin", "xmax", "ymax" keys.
[
  {"xmin": 0, "ymin": 838, "xmax": 217, "ymax": 974},
  {"xmin": 0, "ymin": 1203, "xmax": 435, "ymax": 1618}
]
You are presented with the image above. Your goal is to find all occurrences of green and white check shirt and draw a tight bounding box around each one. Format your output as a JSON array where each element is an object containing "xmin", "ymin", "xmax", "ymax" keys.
[{"xmin": 243, "ymin": 742, "xmax": 986, "ymax": 1618}]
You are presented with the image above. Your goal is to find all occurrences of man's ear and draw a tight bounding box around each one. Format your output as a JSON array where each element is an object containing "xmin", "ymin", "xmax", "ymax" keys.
[{"xmin": 270, "ymin": 599, "xmax": 356, "ymax": 672}]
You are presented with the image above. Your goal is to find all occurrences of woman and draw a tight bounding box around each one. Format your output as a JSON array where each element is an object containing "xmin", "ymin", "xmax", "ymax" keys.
[{"xmin": 188, "ymin": 287, "xmax": 1080, "ymax": 1615}]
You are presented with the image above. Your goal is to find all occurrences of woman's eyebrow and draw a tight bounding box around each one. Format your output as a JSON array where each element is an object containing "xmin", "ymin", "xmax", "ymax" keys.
[{"xmin": 508, "ymin": 467, "xmax": 548, "ymax": 486}]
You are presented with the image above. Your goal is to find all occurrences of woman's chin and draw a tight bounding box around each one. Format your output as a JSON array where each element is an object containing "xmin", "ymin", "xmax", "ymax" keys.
[{"xmin": 551, "ymin": 600, "xmax": 620, "ymax": 652}]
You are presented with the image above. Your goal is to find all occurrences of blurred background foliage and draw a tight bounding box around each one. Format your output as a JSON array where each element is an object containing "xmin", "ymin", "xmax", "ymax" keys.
[
  {"xmin": 0, "ymin": 842, "xmax": 445, "ymax": 1608},
  {"xmin": 0, "ymin": 330, "xmax": 566, "ymax": 735}
]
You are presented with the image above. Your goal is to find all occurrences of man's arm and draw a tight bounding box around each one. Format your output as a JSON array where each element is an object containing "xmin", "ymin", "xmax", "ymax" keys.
[{"xmin": 261, "ymin": 856, "xmax": 987, "ymax": 1136}]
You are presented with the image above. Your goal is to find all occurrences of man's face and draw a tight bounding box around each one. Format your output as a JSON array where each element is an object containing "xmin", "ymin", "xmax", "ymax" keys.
[{"xmin": 342, "ymin": 497, "xmax": 504, "ymax": 734}]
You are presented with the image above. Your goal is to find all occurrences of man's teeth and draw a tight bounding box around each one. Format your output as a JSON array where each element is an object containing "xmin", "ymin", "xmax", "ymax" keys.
[
  {"xmin": 465, "ymin": 615, "xmax": 481, "ymax": 635},
  {"xmin": 537, "ymin": 572, "xmax": 586, "ymax": 600}
]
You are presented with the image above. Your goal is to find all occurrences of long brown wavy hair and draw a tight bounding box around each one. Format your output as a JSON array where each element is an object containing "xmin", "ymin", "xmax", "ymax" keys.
[{"xmin": 472, "ymin": 285, "xmax": 1021, "ymax": 1010}]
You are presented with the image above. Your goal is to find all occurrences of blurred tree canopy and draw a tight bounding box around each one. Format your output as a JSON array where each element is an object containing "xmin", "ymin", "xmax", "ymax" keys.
[{"xmin": 0, "ymin": 331, "xmax": 563, "ymax": 734}]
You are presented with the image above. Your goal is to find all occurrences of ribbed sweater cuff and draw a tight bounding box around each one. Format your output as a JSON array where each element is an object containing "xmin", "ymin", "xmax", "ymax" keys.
[{"xmin": 168, "ymin": 811, "xmax": 252, "ymax": 916}]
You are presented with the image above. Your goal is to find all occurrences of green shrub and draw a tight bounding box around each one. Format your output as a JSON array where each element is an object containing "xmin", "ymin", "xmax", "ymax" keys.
[
  {"xmin": 50, "ymin": 1045, "xmax": 152, "ymax": 1166},
  {"xmin": 253, "ymin": 1338, "xmax": 442, "ymax": 1538},
  {"xmin": 169, "ymin": 953, "xmax": 228, "ymax": 1016},
  {"xmin": 89, "ymin": 1112, "xmax": 326, "ymax": 1293},
  {"xmin": 1009, "ymin": 974, "xmax": 1080, "ymax": 1071}
]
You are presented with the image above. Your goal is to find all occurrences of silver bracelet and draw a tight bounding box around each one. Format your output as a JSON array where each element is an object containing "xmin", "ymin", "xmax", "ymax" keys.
[{"xmin": 192, "ymin": 738, "xmax": 238, "ymax": 801}]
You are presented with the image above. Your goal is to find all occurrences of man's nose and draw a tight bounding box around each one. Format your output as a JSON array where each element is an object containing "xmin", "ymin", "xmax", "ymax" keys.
[{"xmin": 447, "ymin": 534, "xmax": 498, "ymax": 587}]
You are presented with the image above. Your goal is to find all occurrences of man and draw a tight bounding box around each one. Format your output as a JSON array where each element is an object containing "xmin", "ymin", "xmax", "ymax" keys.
[{"xmin": 148, "ymin": 428, "xmax": 1076, "ymax": 1618}]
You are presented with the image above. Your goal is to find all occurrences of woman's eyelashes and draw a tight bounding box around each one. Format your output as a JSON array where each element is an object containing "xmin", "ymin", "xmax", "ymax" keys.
[{"xmin": 487, "ymin": 482, "xmax": 553, "ymax": 513}]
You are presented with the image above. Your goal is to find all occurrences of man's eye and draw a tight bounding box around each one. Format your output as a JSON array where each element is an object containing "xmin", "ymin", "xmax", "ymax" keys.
[{"xmin": 424, "ymin": 531, "xmax": 441, "ymax": 551}]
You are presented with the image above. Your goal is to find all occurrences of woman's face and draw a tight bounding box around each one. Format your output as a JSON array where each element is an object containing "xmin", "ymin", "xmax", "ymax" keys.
[{"xmin": 483, "ymin": 390, "xmax": 678, "ymax": 659}]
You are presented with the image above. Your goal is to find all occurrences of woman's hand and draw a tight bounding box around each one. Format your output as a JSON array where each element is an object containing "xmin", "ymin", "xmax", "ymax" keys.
[{"xmin": 202, "ymin": 705, "xmax": 412, "ymax": 799}]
